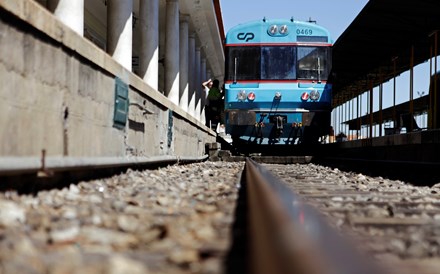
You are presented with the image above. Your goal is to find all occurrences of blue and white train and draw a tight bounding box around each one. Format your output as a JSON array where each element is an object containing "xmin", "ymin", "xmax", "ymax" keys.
[{"xmin": 224, "ymin": 18, "xmax": 333, "ymax": 147}]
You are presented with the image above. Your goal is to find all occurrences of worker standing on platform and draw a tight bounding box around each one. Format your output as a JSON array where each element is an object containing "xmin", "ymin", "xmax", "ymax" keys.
[{"xmin": 202, "ymin": 79, "xmax": 222, "ymax": 128}]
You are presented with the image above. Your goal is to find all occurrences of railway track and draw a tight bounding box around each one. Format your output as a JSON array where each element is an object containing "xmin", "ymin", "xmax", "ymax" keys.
[
  {"xmin": 262, "ymin": 161, "xmax": 440, "ymax": 274},
  {"xmin": 1, "ymin": 156, "xmax": 439, "ymax": 273},
  {"xmin": 230, "ymin": 158, "xmax": 387, "ymax": 274}
]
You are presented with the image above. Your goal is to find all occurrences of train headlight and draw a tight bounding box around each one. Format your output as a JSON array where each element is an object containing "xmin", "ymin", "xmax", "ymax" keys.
[
  {"xmin": 274, "ymin": 92, "xmax": 282, "ymax": 100},
  {"xmin": 268, "ymin": 25, "xmax": 278, "ymax": 36},
  {"xmin": 301, "ymin": 92, "xmax": 309, "ymax": 101},
  {"xmin": 237, "ymin": 90, "xmax": 247, "ymax": 101},
  {"xmin": 279, "ymin": 25, "xmax": 288, "ymax": 34},
  {"xmin": 247, "ymin": 92, "xmax": 256, "ymax": 101},
  {"xmin": 310, "ymin": 90, "xmax": 320, "ymax": 101}
]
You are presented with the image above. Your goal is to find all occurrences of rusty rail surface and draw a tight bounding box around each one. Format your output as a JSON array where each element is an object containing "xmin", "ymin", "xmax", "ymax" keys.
[{"xmin": 243, "ymin": 158, "xmax": 387, "ymax": 274}]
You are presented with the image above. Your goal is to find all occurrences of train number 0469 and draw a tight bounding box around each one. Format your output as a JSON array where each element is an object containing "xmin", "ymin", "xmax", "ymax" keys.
[{"xmin": 296, "ymin": 29, "xmax": 313, "ymax": 35}]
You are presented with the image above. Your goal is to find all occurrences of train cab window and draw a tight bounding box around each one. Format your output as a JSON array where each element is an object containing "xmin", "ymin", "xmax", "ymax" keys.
[
  {"xmin": 261, "ymin": 46, "xmax": 296, "ymax": 80},
  {"xmin": 297, "ymin": 46, "xmax": 332, "ymax": 81},
  {"xmin": 225, "ymin": 46, "xmax": 260, "ymax": 81}
]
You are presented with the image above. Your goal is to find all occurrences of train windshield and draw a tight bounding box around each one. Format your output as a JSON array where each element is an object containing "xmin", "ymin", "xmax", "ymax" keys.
[
  {"xmin": 297, "ymin": 46, "xmax": 332, "ymax": 81},
  {"xmin": 261, "ymin": 47, "xmax": 296, "ymax": 80},
  {"xmin": 225, "ymin": 46, "xmax": 260, "ymax": 80},
  {"xmin": 225, "ymin": 45, "xmax": 331, "ymax": 81}
]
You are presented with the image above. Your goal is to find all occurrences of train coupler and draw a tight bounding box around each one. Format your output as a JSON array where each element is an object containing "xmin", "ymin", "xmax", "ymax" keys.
[{"xmin": 269, "ymin": 115, "xmax": 287, "ymax": 137}]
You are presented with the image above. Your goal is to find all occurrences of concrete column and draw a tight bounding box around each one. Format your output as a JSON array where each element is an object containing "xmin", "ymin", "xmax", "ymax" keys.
[
  {"xmin": 139, "ymin": 0, "xmax": 159, "ymax": 90},
  {"xmin": 179, "ymin": 15, "xmax": 189, "ymax": 112},
  {"xmin": 194, "ymin": 47, "xmax": 201, "ymax": 120},
  {"xmin": 201, "ymin": 59, "xmax": 207, "ymax": 86},
  {"xmin": 107, "ymin": 0, "xmax": 133, "ymax": 71},
  {"xmin": 164, "ymin": 0, "xmax": 179, "ymax": 105},
  {"xmin": 200, "ymin": 58, "xmax": 207, "ymax": 124},
  {"xmin": 47, "ymin": 0, "xmax": 84, "ymax": 36},
  {"xmin": 188, "ymin": 34, "xmax": 196, "ymax": 117}
]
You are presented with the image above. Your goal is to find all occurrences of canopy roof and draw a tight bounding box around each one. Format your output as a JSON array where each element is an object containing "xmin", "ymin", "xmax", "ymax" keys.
[{"xmin": 331, "ymin": 0, "xmax": 440, "ymax": 107}]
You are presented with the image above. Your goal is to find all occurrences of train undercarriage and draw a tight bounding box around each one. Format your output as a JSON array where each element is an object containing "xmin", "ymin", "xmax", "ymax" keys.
[{"xmin": 225, "ymin": 110, "xmax": 331, "ymax": 155}]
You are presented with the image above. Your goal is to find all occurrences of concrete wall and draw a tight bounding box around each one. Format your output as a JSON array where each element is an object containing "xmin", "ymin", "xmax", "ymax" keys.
[{"xmin": 0, "ymin": 0, "xmax": 215, "ymax": 160}]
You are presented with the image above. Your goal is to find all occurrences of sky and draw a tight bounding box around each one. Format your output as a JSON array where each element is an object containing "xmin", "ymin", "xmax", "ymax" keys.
[{"xmin": 220, "ymin": 0, "xmax": 369, "ymax": 42}]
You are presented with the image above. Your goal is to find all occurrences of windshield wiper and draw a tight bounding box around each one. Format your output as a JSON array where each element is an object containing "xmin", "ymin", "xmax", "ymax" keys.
[
  {"xmin": 317, "ymin": 57, "xmax": 321, "ymax": 83},
  {"xmin": 234, "ymin": 57, "xmax": 238, "ymax": 84}
]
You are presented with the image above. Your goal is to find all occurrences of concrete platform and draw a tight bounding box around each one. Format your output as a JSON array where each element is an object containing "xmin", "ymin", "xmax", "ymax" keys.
[
  {"xmin": 325, "ymin": 129, "xmax": 440, "ymax": 163},
  {"xmin": 0, "ymin": 0, "xmax": 215, "ymax": 165}
]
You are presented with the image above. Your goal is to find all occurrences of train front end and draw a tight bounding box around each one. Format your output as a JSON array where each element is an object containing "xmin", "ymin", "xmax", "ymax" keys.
[{"xmin": 224, "ymin": 18, "xmax": 333, "ymax": 145}]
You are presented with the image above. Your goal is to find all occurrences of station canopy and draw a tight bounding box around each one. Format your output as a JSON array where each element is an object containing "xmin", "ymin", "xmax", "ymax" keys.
[{"xmin": 331, "ymin": 0, "xmax": 440, "ymax": 107}]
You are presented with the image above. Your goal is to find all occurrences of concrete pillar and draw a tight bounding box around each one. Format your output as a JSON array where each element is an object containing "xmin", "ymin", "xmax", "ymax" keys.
[
  {"xmin": 47, "ymin": 0, "xmax": 84, "ymax": 36},
  {"xmin": 188, "ymin": 34, "xmax": 196, "ymax": 117},
  {"xmin": 139, "ymin": 0, "xmax": 159, "ymax": 90},
  {"xmin": 200, "ymin": 58, "xmax": 207, "ymax": 124},
  {"xmin": 201, "ymin": 59, "xmax": 207, "ymax": 86},
  {"xmin": 107, "ymin": 0, "xmax": 133, "ymax": 71},
  {"xmin": 164, "ymin": 0, "xmax": 179, "ymax": 105},
  {"xmin": 179, "ymin": 15, "xmax": 189, "ymax": 112},
  {"xmin": 194, "ymin": 47, "xmax": 201, "ymax": 120}
]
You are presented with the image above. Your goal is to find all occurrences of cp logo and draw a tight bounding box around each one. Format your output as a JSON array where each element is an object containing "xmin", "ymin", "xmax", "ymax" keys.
[{"xmin": 237, "ymin": 32, "xmax": 255, "ymax": 42}]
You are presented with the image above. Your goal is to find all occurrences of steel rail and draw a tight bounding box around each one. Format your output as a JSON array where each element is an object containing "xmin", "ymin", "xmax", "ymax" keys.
[
  {"xmin": 0, "ymin": 155, "xmax": 208, "ymax": 176},
  {"xmin": 244, "ymin": 158, "xmax": 388, "ymax": 274},
  {"xmin": 0, "ymin": 155, "xmax": 208, "ymax": 193}
]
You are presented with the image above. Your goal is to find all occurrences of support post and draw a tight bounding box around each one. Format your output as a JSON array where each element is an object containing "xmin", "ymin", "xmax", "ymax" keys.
[
  {"xmin": 47, "ymin": 0, "xmax": 84, "ymax": 36},
  {"xmin": 107, "ymin": 0, "xmax": 133, "ymax": 70},
  {"xmin": 164, "ymin": 0, "xmax": 180, "ymax": 104},
  {"xmin": 139, "ymin": 0, "xmax": 159, "ymax": 90}
]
